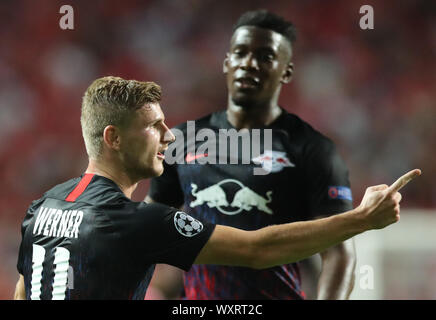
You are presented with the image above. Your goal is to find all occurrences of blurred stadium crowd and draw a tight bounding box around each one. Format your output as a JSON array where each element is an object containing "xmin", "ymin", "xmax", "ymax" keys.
[{"xmin": 0, "ymin": 0, "xmax": 434, "ymax": 298}]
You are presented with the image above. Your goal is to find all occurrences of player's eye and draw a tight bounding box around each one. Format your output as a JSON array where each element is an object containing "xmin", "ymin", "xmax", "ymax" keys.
[
  {"xmin": 259, "ymin": 53, "xmax": 275, "ymax": 62},
  {"xmin": 232, "ymin": 48, "xmax": 245, "ymax": 57},
  {"xmin": 147, "ymin": 121, "xmax": 160, "ymax": 129}
]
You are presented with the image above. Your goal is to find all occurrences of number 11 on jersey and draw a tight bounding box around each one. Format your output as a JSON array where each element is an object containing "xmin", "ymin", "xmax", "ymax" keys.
[{"xmin": 30, "ymin": 244, "xmax": 72, "ymax": 300}]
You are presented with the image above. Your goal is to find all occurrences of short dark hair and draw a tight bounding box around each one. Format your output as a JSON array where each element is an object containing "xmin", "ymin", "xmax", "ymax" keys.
[
  {"xmin": 81, "ymin": 76, "xmax": 161, "ymax": 159},
  {"xmin": 232, "ymin": 10, "xmax": 297, "ymax": 45}
]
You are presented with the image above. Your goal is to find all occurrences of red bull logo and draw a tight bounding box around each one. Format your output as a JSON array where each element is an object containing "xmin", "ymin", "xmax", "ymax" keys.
[
  {"xmin": 190, "ymin": 179, "xmax": 273, "ymax": 215},
  {"xmin": 252, "ymin": 151, "xmax": 295, "ymax": 173}
]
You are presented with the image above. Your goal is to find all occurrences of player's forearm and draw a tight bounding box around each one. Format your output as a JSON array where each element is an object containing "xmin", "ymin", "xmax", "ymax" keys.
[{"xmin": 250, "ymin": 209, "xmax": 366, "ymax": 269}]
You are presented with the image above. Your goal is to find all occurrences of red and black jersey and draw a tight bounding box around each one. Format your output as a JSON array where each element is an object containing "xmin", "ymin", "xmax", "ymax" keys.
[
  {"xmin": 149, "ymin": 109, "xmax": 353, "ymax": 300},
  {"xmin": 17, "ymin": 174, "xmax": 215, "ymax": 300}
]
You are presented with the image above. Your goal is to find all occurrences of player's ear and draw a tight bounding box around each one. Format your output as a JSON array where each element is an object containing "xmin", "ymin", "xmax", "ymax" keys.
[
  {"xmin": 103, "ymin": 125, "xmax": 121, "ymax": 151},
  {"xmin": 280, "ymin": 62, "xmax": 294, "ymax": 84},
  {"xmin": 223, "ymin": 53, "xmax": 230, "ymax": 74}
]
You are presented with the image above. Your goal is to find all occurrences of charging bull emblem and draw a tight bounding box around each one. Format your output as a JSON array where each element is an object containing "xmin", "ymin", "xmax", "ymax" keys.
[
  {"xmin": 190, "ymin": 179, "xmax": 273, "ymax": 215},
  {"xmin": 190, "ymin": 183, "xmax": 229, "ymax": 208},
  {"xmin": 231, "ymin": 187, "xmax": 273, "ymax": 214}
]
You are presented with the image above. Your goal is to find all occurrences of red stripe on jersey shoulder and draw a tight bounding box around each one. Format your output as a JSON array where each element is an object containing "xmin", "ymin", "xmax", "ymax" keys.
[{"xmin": 65, "ymin": 173, "xmax": 95, "ymax": 202}]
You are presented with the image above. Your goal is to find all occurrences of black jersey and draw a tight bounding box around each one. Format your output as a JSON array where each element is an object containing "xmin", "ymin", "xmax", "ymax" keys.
[
  {"xmin": 149, "ymin": 109, "xmax": 353, "ymax": 299},
  {"xmin": 17, "ymin": 174, "xmax": 215, "ymax": 300}
]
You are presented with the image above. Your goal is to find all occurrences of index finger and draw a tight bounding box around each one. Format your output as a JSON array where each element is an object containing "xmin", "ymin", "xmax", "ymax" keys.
[{"xmin": 387, "ymin": 169, "xmax": 422, "ymax": 194}]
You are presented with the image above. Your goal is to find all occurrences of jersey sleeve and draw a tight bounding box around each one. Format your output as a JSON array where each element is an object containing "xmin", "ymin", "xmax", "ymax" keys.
[
  {"xmin": 133, "ymin": 202, "xmax": 216, "ymax": 271},
  {"xmin": 148, "ymin": 161, "xmax": 184, "ymax": 208},
  {"xmin": 302, "ymin": 137, "xmax": 353, "ymax": 219}
]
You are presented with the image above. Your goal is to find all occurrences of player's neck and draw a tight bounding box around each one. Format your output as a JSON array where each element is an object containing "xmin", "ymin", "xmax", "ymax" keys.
[
  {"xmin": 226, "ymin": 102, "xmax": 282, "ymax": 129},
  {"xmin": 85, "ymin": 159, "xmax": 138, "ymax": 199}
]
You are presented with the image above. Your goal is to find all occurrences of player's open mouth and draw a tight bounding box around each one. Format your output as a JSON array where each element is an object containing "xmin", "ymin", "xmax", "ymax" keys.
[
  {"xmin": 157, "ymin": 152, "xmax": 165, "ymax": 160},
  {"xmin": 234, "ymin": 77, "xmax": 260, "ymax": 90}
]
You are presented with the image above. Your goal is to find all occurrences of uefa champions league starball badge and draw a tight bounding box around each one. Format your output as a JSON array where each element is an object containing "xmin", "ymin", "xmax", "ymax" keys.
[{"xmin": 174, "ymin": 211, "xmax": 204, "ymax": 237}]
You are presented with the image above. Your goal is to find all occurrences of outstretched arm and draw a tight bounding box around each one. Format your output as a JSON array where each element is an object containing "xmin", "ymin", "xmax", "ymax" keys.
[{"xmin": 195, "ymin": 169, "xmax": 421, "ymax": 269}]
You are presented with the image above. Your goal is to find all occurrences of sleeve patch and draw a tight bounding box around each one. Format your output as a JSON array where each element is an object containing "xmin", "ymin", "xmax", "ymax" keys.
[
  {"xmin": 328, "ymin": 186, "xmax": 352, "ymax": 201},
  {"xmin": 173, "ymin": 211, "xmax": 204, "ymax": 237}
]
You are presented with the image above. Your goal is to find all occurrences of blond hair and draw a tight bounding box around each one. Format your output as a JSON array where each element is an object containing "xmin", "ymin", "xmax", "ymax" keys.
[{"xmin": 81, "ymin": 76, "xmax": 161, "ymax": 159}]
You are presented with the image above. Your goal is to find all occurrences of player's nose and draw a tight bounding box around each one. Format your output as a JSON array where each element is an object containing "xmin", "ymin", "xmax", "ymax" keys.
[
  {"xmin": 240, "ymin": 52, "xmax": 259, "ymax": 70},
  {"xmin": 162, "ymin": 123, "xmax": 176, "ymax": 143}
]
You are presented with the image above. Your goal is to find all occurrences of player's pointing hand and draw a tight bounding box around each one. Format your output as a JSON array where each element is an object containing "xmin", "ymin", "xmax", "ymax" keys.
[
  {"xmin": 357, "ymin": 169, "xmax": 421, "ymax": 230},
  {"xmin": 386, "ymin": 169, "xmax": 422, "ymax": 194}
]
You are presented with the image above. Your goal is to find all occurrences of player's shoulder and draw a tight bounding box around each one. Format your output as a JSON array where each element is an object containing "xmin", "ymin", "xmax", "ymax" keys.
[
  {"xmin": 279, "ymin": 109, "xmax": 336, "ymax": 148},
  {"xmin": 128, "ymin": 201, "xmax": 176, "ymax": 220},
  {"xmin": 41, "ymin": 175, "xmax": 125, "ymax": 206},
  {"xmin": 26, "ymin": 177, "xmax": 81, "ymax": 211},
  {"xmin": 44, "ymin": 176, "xmax": 82, "ymax": 199},
  {"xmin": 107, "ymin": 200, "xmax": 178, "ymax": 235},
  {"xmin": 21, "ymin": 177, "xmax": 81, "ymax": 223}
]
